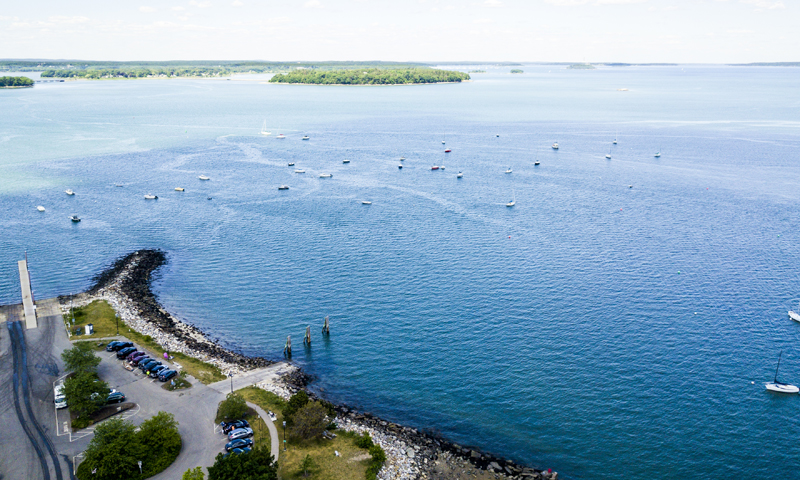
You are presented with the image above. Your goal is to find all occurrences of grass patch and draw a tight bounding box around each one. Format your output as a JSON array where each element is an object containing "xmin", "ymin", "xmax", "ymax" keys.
[
  {"xmin": 71, "ymin": 402, "xmax": 135, "ymax": 430},
  {"xmin": 161, "ymin": 375, "xmax": 192, "ymax": 391},
  {"xmin": 65, "ymin": 300, "xmax": 121, "ymax": 339},
  {"xmin": 237, "ymin": 386, "xmax": 287, "ymax": 424},
  {"xmin": 278, "ymin": 432, "xmax": 370, "ymax": 480}
]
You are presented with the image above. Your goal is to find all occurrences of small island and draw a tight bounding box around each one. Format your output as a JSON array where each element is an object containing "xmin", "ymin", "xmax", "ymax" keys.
[
  {"xmin": 510, "ymin": 69, "xmax": 524, "ymax": 74},
  {"xmin": 469, "ymin": 70, "xmax": 487, "ymax": 73},
  {"xmin": 568, "ymin": 63, "xmax": 595, "ymax": 69},
  {"xmin": 0, "ymin": 76, "xmax": 34, "ymax": 88},
  {"xmin": 269, "ymin": 68, "xmax": 470, "ymax": 85}
]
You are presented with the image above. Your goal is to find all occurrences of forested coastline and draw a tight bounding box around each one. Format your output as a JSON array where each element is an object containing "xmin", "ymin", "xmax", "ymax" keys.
[
  {"xmin": 269, "ymin": 68, "xmax": 470, "ymax": 85},
  {"xmin": 0, "ymin": 76, "xmax": 34, "ymax": 88}
]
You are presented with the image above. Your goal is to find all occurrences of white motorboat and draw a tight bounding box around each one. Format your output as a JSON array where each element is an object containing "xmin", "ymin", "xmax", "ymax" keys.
[
  {"xmin": 319, "ymin": 173, "xmax": 332, "ymax": 178},
  {"xmin": 175, "ymin": 187, "xmax": 184, "ymax": 192},
  {"xmin": 343, "ymin": 159, "xmax": 350, "ymax": 164},
  {"xmin": 36, "ymin": 206, "xmax": 45, "ymax": 212},
  {"xmin": 278, "ymin": 185, "xmax": 289, "ymax": 190},
  {"xmin": 496, "ymin": 134, "xmax": 500, "ymax": 137},
  {"xmin": 260, "ymin": 120, "xmax": 271, "ymax": 136},
  {"xmin": 606, "ymin": 153, "xmax": 612, "ymax": 159},
  {"xmin": 399, "ymin": 156, "xmax": 405, "ymax": 161},
  {"xmin": 65, "ymin": 189, "xmax": 75, "ymax": 195},
  {"xmin": 440, "ymin": 165, "xmax": 445, "ymax": 170},
  {"xmin": 276, "ymin": 133, "xmax": 286, "ymax": 139},
  {"xmin": 144, "ymin": 194, "xmax": 158, "ymax": 200},
  {"xmin": 70, "ymin": 215, "xmax": 81, "ymax": 222},
  {"xmin": 789, "ymin": 305, "xmax": 800, "ymax": 323},
  {"xmin": 613, "ymin": 133, "xmax": 617, "ymax": 145},
  {"xmin": 398, "ymin": 164, "xmax": 403, "ymax": 169},
  {"xmin": 766, "ymin": 351, "xmax": 799, "ymax": 393},
  {"xmin": 505, "ymin": 167, "xmax": 512, "ymax": 174},
  {"xmin": 534, "ymin": 161, "xmax": 540, "ymax": 166},
  {"xmin": 506, "ymin": 189, "xmax": 516, "ymax": 207},
  {"xmin": 457, "ymin": 172, "xmax": 463, "ymax": 178},
  {"xmin": 294, "ymin": 169, "xmax": 305, "ymax": 173},
  {"xmin": 362, "ymin": 201, "xmax": 372, "ymax": 205},
  {"xmin": 288, "ymin": 162, "xmax": 295, "ymax": 166},
  {"xmin": 552, "ymin": 142, "xmax": 559, "ymax": 150},
  {"xmin": 198, "ymin": 175, "xmax": 210, "ymax": 180},
  {"xmin": 302, "ymin": 135, "xmax": 309, "ymax": 140}
]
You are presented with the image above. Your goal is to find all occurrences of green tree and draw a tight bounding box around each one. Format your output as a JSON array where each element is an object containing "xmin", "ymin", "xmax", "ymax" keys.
[
  {"xmin": 288, "ymin": 401, "xmax": 328, "ymax": 441},
  {"xmin": 298, "ymin": 454, "xmax": 315, "ymax": 478},
  {"xmin": 218, "ymin": 392, "xmax": 248, "ymax": 420},
  {"xmin": 64, "ymin": 371, "xmax": 108, "ymax": 421},
  {"xmin": 281, "ymin": 390, "xmax": 309, "ymax": 424},
  {"xmin": 77, "ymin": 418, "xmax": 140, "ymax": 480},
  {"xmin": 61, "ymin": 342, "xmax": 101, "ymax": 373},
  {"xmin": 207, "ymin": 445, "xmax": 277, "ymax": 480},
  {"xmin": 182, "ymin": 466, "xmax": 205, "ymax": 480},
  {"xmin": 137, "ymin": 412, "xmax": 182, "ymax": 476}
]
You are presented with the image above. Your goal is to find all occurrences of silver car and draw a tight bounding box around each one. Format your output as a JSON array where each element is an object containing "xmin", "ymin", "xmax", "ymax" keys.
[{"xmin": 227, "ymin": 427, "xmax": 254, "ymax": 440}]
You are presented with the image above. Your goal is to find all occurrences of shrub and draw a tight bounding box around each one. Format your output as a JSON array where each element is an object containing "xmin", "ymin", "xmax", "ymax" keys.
[
  {"xmin": 182, "ymin": 467, "xmax": 205, "ymax": 480},
  {"xmin": 218, "ymin": 392, "xmax": 248, "ymax": 420},
  {"xmin": 355, "ymin": 433, "xmax": 374, "ymax": 449},
  {"xmin": 288, "ymin": 401, "xmax": 328, "ymax": 441},
  {"xmin": 281, "ymin": 391, "xmax": 309, "ymax": 424},
  {"xmin": 208, "ymin": 445, "xmax": 277, "ymax": 480}
]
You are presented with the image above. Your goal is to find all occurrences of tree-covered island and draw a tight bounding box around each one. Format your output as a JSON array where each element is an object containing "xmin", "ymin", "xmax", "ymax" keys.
[
  {"xmin": 0, "ymin": 76, "xmax": 34, "ymax": 88},
  {"xmin": 269, "ymin": 68, "xmax": 470, "ymax": 85}
]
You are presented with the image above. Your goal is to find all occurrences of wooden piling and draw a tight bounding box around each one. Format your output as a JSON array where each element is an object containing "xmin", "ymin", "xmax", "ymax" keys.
[
  {"xmin": 322, "ymin": 315, "xmax": 330, "ymax": 335},
  {"xmin": 304, "ymin": 325, "xmax": 311, "ymax": 346},
  {"xmin": 283, "ymin": 335, "xmax": 292, "ymax": 357}
]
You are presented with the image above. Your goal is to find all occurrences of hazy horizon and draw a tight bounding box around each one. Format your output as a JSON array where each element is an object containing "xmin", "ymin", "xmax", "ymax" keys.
[{"xmin": 1, "ymin": 0, "xmax": 796, "ymax": 64}]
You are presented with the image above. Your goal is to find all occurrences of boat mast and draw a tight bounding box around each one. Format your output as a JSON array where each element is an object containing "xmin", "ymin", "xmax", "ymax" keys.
[{"xmin": 775, "ymin": 350, "xmax": 783, "ymax": 383}]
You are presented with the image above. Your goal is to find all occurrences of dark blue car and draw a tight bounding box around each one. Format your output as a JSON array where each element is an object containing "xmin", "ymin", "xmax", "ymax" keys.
[
  {"xmin": 225, "ymin": 438, "xmax": 254, "ymax": 452},
  {"xmin": 158, "ymin": 370, "xmax": 178, "ymax": 382},
  {"xmin": 116, "ymin": 347, "xmax": 137, "ymax": 359}
]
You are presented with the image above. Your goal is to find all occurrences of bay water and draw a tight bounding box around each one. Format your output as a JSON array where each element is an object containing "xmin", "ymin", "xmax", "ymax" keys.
[{"xmin": 2, "ymin": 65, "xmax": 800, "ymax": 479}]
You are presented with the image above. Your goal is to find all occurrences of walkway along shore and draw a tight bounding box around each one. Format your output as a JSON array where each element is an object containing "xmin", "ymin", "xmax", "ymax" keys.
[{"xmin": 63, "ymin": 250, "xmax": 555, "ymax": 480}]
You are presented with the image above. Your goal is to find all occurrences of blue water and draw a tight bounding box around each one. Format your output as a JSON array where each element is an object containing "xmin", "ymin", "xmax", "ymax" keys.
[{"xmin": 2, "ymin": 65, "xmax": 800, "ymax": 479}]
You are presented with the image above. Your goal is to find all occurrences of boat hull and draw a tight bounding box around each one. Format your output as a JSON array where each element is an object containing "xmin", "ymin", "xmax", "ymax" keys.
[
  {"xmin": 789, "ymin": 311, "xmax": 800, "ymax": 323},
  {"xmin": 766, "ymin": 382, "xmax": 799, "ymax": 394}
]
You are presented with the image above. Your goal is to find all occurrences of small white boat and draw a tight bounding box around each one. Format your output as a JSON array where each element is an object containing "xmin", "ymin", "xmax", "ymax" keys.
[
  {"xmin": 288, "ymin": 162, "xmax": 295, "ymax": 166},
  {"xmin": 440, "ymin": 166, "xmax": 445, "ymax": 170},
  {"xmin": 70, "ymin": 215, "xmax": 81, "ymax": 222},
  {"xmin": 294, "ymin": 169, "xmax": 305, "ymax": 173},
  {"xmin": 505, "ymin": 167, "xmax": 512, "ymax": 174},
  {"xmin": 613, "ymin": 133, "xmax": 617, "ymax": 145},
  {"xmin": 654, "ymin": 150, "xmax": 661, "ymax": 158},
  {"xmin": 362, "ymin": 201, "xmax": 372, "ymax": 205},
  {"xmin": 398, "ymin": 164, "xmax": 403, "ymax": 169},
  {"xmin": 278, "ymin": 185, "xmax": 289, "ymax": 190},
  {"xmin": 506, "ymin": 189, "xmax": 516, "ymax": 207},
  {"xmin": 175, "ymin": 187, "xmax": 184, "ymax": 192},
  {"xmin": 457, "ymin": 172, "xmax": 463, "ymax": 178},
  {"xmin": 276, "ymin": 133, "xmax": 286, "ymax": 139},
  {"xmin": 551, "ymin": 143, "xmax": 559, "ymax": 150},
  {"xmin": 36, "ymin": 206, "xmax": 45, "ymax": 212},
  {"xmin": 766, "ymin": 351, "xmax": 798, "ymax": 394},
  {"xmin": 260, "ymin": 120, "xmax": 271, "ymax": 136},
  {"xmin": 302, "ymin": 135, "xmax": 310, "ymax": 140},
  {"xmin": 534, "ymin": 161, "xmax": 540, "ymax": 166},
  {"xmin": 65, "ymin": 189, "xmax": 75, "ymax": 195},
  {"xmin": 606, "ymin": 153, "xmax": 611, "ymax": 159},
  {"xmin": 496, "ymin": 134, "xmax": 500, "ymax": 137},
  {"xmin": 789, "ymin": 304, "xmax": 800, "ymax": 323},
  {"xmin": 198, "ymin": 175, "xmax": 210, "ymax": 181},
  {"xmin": 144, "ymin": 194, "xmax": 158, "ymax": 200},
  {"xmin": 319, "ymin": 173, "xmax": 332, "ymax": 178},
  {"xmin": 343, "ymin": 159, "xmax": 350, "ymax": 164},
  {"xmin": 399, "ymin": 156, "xmax": 405, "ymax": 161}
]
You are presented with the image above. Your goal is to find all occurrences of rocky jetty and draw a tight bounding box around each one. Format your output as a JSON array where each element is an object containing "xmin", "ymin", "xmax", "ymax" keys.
[{"xmin": 60, "ymin": 249, "xmax": 273, "ymax": 374}]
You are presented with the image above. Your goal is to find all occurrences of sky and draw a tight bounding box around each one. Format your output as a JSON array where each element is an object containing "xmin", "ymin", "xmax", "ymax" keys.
[{"xmin": 0, "ymin": 0, "xmax": 796, "ymax": 64}]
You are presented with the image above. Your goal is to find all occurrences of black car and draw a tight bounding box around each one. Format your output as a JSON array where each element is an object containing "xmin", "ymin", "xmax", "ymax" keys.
[
  {"xmin": 221, "ymin": 419, "xmax": 250, "ymax": 434},
  {"xmin": 107, "ymin": 341, "xmax": 133, "ymax": 352},
  {"xmin": 140, "ymin": 360, "xmax": 162, "ymax": 371},
  {"xmin": 148, "ymin": 365, "xmax": 168, "ymax": 378},
  {"xmin": 225, "ymin": 438, "xmax": 254, "ymax": 451},
  {"xmin": 106, "ymin": 392, "xmax": 126, "ymax": 404},
  {"xmin": 132, "ymin": 356, "xmax": 152, "ymax": 367},
  {"xmin": 116, "ymin": 347, "xmax": 137, "ymax": 359},
  {"xmin": 124, "ymin": 349, "xmax": 142, "ymax": 361},
  {"xmin": 158, "ymin": 370, "xmax": 178, "ymax": 382}
]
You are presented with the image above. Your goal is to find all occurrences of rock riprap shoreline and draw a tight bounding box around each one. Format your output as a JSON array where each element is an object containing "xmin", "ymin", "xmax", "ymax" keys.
[{"xmin": 61, "ymin": 250, "xmax": 556, "ymax": 480}]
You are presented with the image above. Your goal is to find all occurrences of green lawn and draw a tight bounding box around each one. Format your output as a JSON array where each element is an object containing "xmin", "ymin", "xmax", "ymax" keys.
[{"xmin": 68, "ymin": 300, "xmax": 225, "ymax": 384}]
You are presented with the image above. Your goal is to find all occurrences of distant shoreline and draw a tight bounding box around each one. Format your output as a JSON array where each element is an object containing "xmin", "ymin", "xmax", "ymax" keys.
[{"xmin": 267, "ymin": 80, "xmax": 471, "ymax": 86}]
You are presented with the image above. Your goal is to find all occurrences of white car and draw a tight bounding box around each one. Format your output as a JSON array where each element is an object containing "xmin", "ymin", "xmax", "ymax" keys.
[
  {"xmin": 54, "ymin": 384, "xmax": 67, "ymax": 409},
  {"xmin": 228, "ymin": 427, "xmax": 254, "ymax": 440}
]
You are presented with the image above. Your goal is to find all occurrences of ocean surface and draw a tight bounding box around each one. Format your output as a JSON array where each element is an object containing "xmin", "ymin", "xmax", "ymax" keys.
[{"xmin": 2, "ymin": 65, "xmax": 800, "ymax": 479}]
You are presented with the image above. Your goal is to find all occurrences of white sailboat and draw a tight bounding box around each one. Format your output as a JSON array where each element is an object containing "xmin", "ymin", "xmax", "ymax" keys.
[
  {"xmin": 505, "ymin": 167, "xmax": 512, "ymax": 174},
  {"xmin": 766, "ymin": 351, "xmax": 799, "ymax": 393},
  {"xmin": 551, "ymin": 142, "xmax": 559, "ymax": 150},
  {"xmin": 506, "ymin": 189, "xmax": 516, "ymax": 207},
  {"xmin": 613, "ymin": 132, "xmax": 617, "ymax": 145},
  {"xmin": 65, "ymin": 189, "xmax": 75, "ymax": 195},
  {"xmin": 606, "ymin": 146, "xmax": 612, "ymax": 159},
  {"xmin": 654, "ymin": 148, "xmax": 661, "ymax": 158},
  {"xmin": 789, "ymin": 302, "xmax": 800, "ymax": 323},
  {"xmin": 260, "ymin": 120, "xmax": 271, "ymax": 136},
  {"xmin": 36, "ymin": 206, "xmax": 45, "ymax": 212},
  {"xmin": 198, "ymin": 175, "xmax": 210, "ymax": 180}
]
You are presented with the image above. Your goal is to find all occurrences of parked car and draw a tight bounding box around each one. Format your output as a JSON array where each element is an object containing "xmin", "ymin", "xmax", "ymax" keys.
[
  {"xmin": 116, "ymin": 347, "xmax": 137, "ymax": 359},
  {"xmin": 140, "ymin": 360, "xmax": 161, "ymax": 371},
  {"xmin": 222, "ymin": 446, "xmax": 251, "ymax": 459},
  {"xmin": 107, "ymin": 341, "xmax": 133, "ymax": 352},
  {"xmin": 54, "ymin": 384, "xmax": 67, "ymax": 409},
  {"xmin": 227, "ymin": 427, "xmax": 254, "ymax": 441},
  {"xmin": 132, "ymin": 355, "xmax": 152, "ymax": 366},
  {"xmin": 158, "ymin": 370, "xmax": 178, "ymax": 382},
  {"xmin": 221, "ymin": 419, "xmax": 250, "ymax": 434},
  {"xmin": 225, "ymin": 438, "xmax": 254, "ymax": 452},
  {"xmin": 106, "ymin": 392, "xmax": 126, "ymax": 404},
  {"xmin": 128, "ymin": 352, "xmax": 148, "ymax": 363},
  {"xmin": 148, "ymin": 365, "xmax": 168, "ymax": 378},
  {"xmin": 125, "ymin": 350, "xmax": 143, "ymax": 361}
]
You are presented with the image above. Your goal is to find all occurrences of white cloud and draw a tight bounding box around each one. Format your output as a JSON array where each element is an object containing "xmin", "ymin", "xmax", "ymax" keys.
[
  {"xmin": 473, "ymin": 18, "xmax": 494, "ymax": 23},
  {"xmin": 189, "ymin": 1, "xmax": 213, "ymax": 8},
  {"xmin": 171, "ymin": 6, "xmax": 185, "ymax": 10},
  {"xmin": 232, "ymin": 0, "xmax": 244, "ymax": 5},
  {"xmin": 139, "ymin": 6, "xmax": 157, "ymax": 13},
  {"xmin": 304, "ymin": 0, "xmax": 323, "ymax": 8},
  {"xmin": 47, "ymin": 15, "xmax": 90, "ymax": 24},
  {"xmin": 484, "ymin": 0, "xmax": 502, "ymax": 7},
  {"xmin": 740, "ymin": 0, "xmax": 784, "ymax": 9}
]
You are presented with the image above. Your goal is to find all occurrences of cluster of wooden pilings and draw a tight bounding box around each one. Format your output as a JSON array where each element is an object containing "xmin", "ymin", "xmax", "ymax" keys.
[{"xmin": 284, "ymin": 316, "xmax": 330, "ymax": 358}]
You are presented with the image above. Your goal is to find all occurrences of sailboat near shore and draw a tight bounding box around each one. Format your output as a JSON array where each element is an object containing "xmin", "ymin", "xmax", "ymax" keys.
[
  {"xmin": 260, "ymin": 120, "xmax": 271, "ymax": 136},
  {"xmin": 766, "ymin": 351, "xmax": 799, "ymax": 393}
]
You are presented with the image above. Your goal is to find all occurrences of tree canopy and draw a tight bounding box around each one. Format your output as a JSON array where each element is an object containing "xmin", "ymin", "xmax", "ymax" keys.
[
  {"xmin": 62, "ymin": 342, "xmax": 102, "ymax": 373},
  {"xmin": 64, "ymin": 371, "xmax": 108, "ymax": 421},
  {"xmin": 207, "ymin": 445, "xmax": 277, "ymax": 480},
  {"xmin": 218, "ymin": 392, "xmax": 248, "ymax": 420},
  {"xmin": 269, "ymin": 68, "xmax": 470, "ymax": 85},
  {"xmin": 288, "ymin": 401, "xmax": 329, "ymax": 441},
  {"xmin": 0, "ymin": 76, "xmax": 33, "ymax": 87}
]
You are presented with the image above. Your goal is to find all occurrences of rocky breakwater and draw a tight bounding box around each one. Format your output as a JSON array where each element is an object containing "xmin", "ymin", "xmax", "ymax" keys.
[
  {"xmin": 263, "ymin": 367, "xmax": 555, "ymax": 480},
  {"xmin": 59, "ymin": 249, "xmax": 273, "ymax": 374}
]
